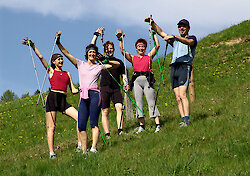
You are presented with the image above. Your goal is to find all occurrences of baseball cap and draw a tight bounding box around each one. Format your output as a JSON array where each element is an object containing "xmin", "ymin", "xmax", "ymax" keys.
[{"xmin": 177, "ymin": 19, "xmax": 190, "ymax": 27}]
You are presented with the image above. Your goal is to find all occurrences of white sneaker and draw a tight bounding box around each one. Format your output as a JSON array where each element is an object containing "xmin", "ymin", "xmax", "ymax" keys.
[
  {"xmin": 155, "ymin": 125, "xmax": 160, "ymax": 133},
  {"xmin": 82, "ymin": 150, "xmax": 88, "ymax": 155},
  {"xmin": 179, "ymin": 122, "xmax": 188, "ymax": 127},
  {"xmin": 90, "ymin": 147, "xmax": 98, "ymax": 153},
  {"xmin": 118, "ymin": 130, "xmax": 123, "ymax": 136},
  {"xmin": 136, "ymin": 126, "xmax": 144, "ymax": 134},
  {"xmin": 49, "ymin": 153, "xmax": 56, "ymax": 159},
  {"xmin": 76, "ymin": 146, "xmax": 82, "ymax": 153}
]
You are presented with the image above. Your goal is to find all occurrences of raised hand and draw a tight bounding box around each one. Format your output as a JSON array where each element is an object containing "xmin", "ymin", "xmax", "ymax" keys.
[
  {"xmin": 21, "ymin": 38, "xmax": 34, "ymax": 46},
  {"xmin": 56, "ymin": 31, "xmax": 62, "ymax": 44},
  {"xmin": 144, "ymin": 16, "xmax": 153, "ymax": 23},
  {"xmin": 97, "ymin": 27, "xmax": 104, "ymax": 35},
  {"xmin": 115, "ymin": 29, "xmax": 125, "ymax": 41}
]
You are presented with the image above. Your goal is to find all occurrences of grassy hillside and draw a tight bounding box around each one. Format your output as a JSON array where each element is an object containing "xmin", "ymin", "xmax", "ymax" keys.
[{"xmin": 0, "ymin": 20, "xmax": 249, "ymax": 175}]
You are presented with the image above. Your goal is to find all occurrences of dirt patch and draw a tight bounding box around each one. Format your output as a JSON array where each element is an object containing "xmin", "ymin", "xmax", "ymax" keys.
[{"xmin": 211, "ymin": 36, "xmax": 250, "ymax": 47}]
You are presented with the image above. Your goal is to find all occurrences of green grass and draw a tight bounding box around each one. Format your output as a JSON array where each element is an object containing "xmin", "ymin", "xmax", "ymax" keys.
[{"xmin": 0, "ymin": 20, "xmax": 249, "ymax": 175}]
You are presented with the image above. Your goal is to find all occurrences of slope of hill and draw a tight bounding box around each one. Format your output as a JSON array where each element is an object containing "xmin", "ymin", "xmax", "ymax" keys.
[{"xmin": 0, "ymin": 20, "xmax": 249, "ymax": 175}]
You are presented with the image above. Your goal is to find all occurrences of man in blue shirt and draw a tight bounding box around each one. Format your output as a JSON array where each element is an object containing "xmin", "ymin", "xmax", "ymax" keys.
[{"xmin": 145, "ymin": 17, "xmax": 197, "ymax": 127}]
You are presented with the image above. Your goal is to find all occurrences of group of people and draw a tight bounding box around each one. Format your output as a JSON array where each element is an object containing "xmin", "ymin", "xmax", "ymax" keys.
[{"xmin": 21, "ymin": 17, "xmax": 197, "ymax": 158}]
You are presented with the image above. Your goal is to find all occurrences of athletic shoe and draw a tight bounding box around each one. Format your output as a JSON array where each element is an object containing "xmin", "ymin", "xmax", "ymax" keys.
[
  {"xmin": 136, "ymin": 126, "xmax": 145, "ymax": 134},
  {"xmin": 105, "ymin": 133, "xmax": 111, "ymax": 139},
  {"xmin": 155, "ymin": 125, "xmax": 161, "ymax": 133},
  {"xmin": 76, "ymin": 146, "xmax": 82, "ymax": 153},
  {"xmin": 179, "ymin": 122, "xmax": 188, "ymax": 127},
  {"xmin": 90, "ymin": 147, "xmax": 98, "ymax": 153},
  {"xmin": 49, "ymin": 153, "xmax": 56, "ymax": 159},
  {"xmin": 118, "ymin": 130, "xmax": 123, "ymax": 136},
  {"xmin": 82, "ymin": 150, "xmax": 88, "ymax": 155}
]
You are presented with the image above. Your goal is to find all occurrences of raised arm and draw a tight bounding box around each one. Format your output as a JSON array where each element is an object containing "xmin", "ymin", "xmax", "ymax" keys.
[
  {"xmin": 91, "ymin": 27, "xmax": 104, "ymax": 45},
  {"xmin": 115, "ymin": 29, "xmax": 133, "ymax": 63},
  {"xmin": 145, "ymin": 17, "xmax": 168, "ymax": 39},
  {"xmin": 148, "ymin": 32, "xmax": 160, "ymax": 59},
  {"xmin": 21, "ymin": 38, "xmax": 52, "ymax": 73},
  {"xmin": 56, "ymin": 31, "xmax": 78, "ymax": 67},
  {"xmin": 67, "ymin": 72, "xmax": 79, "ymax": 94}
]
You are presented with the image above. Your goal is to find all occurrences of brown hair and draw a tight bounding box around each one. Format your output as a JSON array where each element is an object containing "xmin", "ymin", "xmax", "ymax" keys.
[
  {"xmin": 85, "ymin": 44, "xmax": 98, "ymax": 60},
  {"xmin": 104, "ymin": 41, "xmax": 114, "ymax": 51},
  {"xmin": 51, "ymin": 53, "xmax": 63, "ymax": 69},
  {"xmin": 135, "ymin": 38, "xmax": 147, "ymax": 48}
]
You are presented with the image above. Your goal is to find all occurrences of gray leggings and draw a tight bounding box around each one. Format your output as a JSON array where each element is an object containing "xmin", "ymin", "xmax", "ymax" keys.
[{"xmin": 133, "ymin": 76, "xmax": 160, "ymax": 118}]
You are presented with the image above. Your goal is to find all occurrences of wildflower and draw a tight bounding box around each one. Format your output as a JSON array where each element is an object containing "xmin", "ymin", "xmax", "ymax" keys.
[
  {"xmin": 165, "ymin": 103, "xmax": 168, "ymax": 107},
  {"xmin": 19, "ymin": 136, "xmax": 23, "ymax": 138}
]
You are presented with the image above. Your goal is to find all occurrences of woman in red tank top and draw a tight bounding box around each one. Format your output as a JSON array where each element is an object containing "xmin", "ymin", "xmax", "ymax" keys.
[
  {"xmin": 116, "ymin": 29, "xmax": 161, "ymax": 134},
  {"xmin": 21, "ymin": 38, "xmax": 81, "ymax": 159}
]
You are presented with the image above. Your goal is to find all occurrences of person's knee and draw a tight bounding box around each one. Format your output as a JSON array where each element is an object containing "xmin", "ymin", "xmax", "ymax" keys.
[
  {"xmin": 90, "ymin": 119, "xmax": 98, "ymax": 129},
  {"xmin": 175, "ymin": 95, "xmax": 181, "ymax": 103},
  {"xmin": 47, "ymin": 123, "xmax": 56, "ymax": 132},
  {"xmin": 115, "ymin": 103, "xmax": 123, "ymax": 112},
  {"xmin": 102, "ymin": 108, "xmax": 109, "ymax": 114},
  {"xmin": 78, "ymin": 119, "xmax": 87, "ymax": 132},
  {"xmin": 78, "ymin": 124, "xmax": 86, "ymax": 132},
  {"xmin": 179, "ymin": 92, "xmax": 187, "ymax": 100}
]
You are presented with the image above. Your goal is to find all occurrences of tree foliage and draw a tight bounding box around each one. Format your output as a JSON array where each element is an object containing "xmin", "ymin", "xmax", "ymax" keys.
[{"xmin": 0, "ymin": 90, "xmax": 19, "ymax": 103}]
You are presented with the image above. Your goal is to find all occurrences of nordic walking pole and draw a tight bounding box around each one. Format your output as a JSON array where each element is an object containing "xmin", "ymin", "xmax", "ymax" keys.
[
  {"xmin": 100, "ymin": 29, "xmax": 105, "ymax": 56},
  {"xmin": 150, "ymin": 26, "xmax": 165, "ymax": 85},
  {"xmin": 121, "ymin": 32, "xmax": 134, "ymax": 120},
  {"xmin": 153, "ymin": 42, "xmax": 168, "ymax": 115},
  {"xmin": 98, "ymin": 126, "xmax": 107, "ymax": 145},
  {"xmin": 119, "ymin": 31, "xmax": 127, "ymax": 126},
  {"xmin": 148, "ymin": 15, "xmax": 153, "ymax": 87},
  {"xmin": 26, "ymin": 38, "xmax": 45, "ymax": 106},
  {"xmin": 37, "ymin": 33, "xmax": 58, "ymax": 104}
]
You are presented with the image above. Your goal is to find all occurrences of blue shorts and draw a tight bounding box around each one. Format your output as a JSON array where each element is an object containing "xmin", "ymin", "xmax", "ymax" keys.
[
  {"xmin": 78, "ymin": 90, "xmax": 102, "ymax": 132},
  {"xmin": 170, "ymin": 64, "xmax": 191, "ymax": 89}
]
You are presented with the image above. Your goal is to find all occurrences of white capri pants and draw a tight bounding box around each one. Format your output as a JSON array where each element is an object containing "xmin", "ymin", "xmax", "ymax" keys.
[{"xmin": 133, "ymin": 76, "xmax": 160, "ymax": 118}]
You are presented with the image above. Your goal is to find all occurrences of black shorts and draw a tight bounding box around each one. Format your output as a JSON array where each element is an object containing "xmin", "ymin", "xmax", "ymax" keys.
[
  {"xmin": 45, "ymin": 91, "xmax": 72, "ymax": 112},
  {"xmin": 170, "ymin": 64, "xmax": 191, "ymax": 89},
  {"xmin": 100, "ymin": 86, "xmax": 123, "ymax": 109}
]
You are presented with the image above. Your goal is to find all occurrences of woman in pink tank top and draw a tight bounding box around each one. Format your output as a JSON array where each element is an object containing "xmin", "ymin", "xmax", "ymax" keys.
[
  {"xmin": 116, "ymin": 29, "xmax": 161, "ymax": 134},
  {"xmin": 56, "ymin": 31, "xmax": 120, "ymax": 154},
  {"xmin": 21, "ymin": 38, "xmax": 81, "ymax": 159}
]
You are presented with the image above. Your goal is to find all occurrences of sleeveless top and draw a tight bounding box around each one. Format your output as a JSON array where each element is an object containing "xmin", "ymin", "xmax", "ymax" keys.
[
  {"xmin": 49, "ymin": 70, "xmax": 69, "ymax": 92},
  {"xmin": 132, "ymin": 55, "xmax": 152, "ymax": 72}
]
